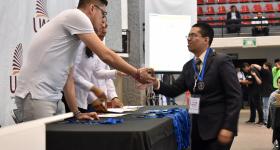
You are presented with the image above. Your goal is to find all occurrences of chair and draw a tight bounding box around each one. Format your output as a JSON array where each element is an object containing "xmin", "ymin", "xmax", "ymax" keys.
[
  {"xmin": 240, "ymin": 0, "xmax": 249, "ymax": 2},
  {"xmin": 241, "ymin": 15, "xmax": 251, "ymax": 25},
  {"xmin": 228, "ymin": 0, "xmax": 238, "ymax": 3},
  {"xmin": 267, "ymin": 14, "xmax": 278, "ymax": 24},
  {"xmin": 206, "ymin": 0, "xmax": 215, "ymax": 4},
  {"xmin": 241, "ymin": 5, "xmax": 250, "ymax": 13},
  {"xmin": 206, "ymin": 17, "xmax": 215, "ymax": 26},
  {"xmin": 217, "ymin": 6, "xmax": 226, "ymax": 14},
  {"xmin": 198, "ymin": 7, "xmax": 204, "ymax": 15},
  {"xmin": 217, "ymin": 16, "xmax": 226, "ymax": 26},
  {"xmin": 197, "ymin": 0, "xmax": 204, "ymax": 5},
  {"xmin": 264, "ymin": 3, "xmax": 274, "ymax": 12},
  {"xmin": 217, "ymin": 0, "xmax": 227, "ymax": 3},
  {"xmin": 206, "ymin": 6, "xmax": 215, "ymax": 15},
  {"xmin": 253, "ymin": 4, "xmax": 262, "ymax": 13}
]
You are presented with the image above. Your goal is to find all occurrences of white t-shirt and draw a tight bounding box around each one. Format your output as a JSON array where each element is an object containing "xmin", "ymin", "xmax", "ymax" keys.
[
  {"xmin": 73, "ymin": 43, "xmax": 117, "ymax": 109},
  {"xmin": 16, "ymin": 9, "xmax": 94, "ymax": 101}
]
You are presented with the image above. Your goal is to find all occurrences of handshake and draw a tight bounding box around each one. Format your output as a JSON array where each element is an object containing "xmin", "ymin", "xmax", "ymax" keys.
[{"xmin": 132, "ymin": 68, "xmax": 158, "ymax": 89}]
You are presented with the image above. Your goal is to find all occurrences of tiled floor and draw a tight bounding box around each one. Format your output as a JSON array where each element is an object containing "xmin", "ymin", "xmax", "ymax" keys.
[{"xmin": 232, "ymin": 109, "xmax": 274, "ymax": 150}]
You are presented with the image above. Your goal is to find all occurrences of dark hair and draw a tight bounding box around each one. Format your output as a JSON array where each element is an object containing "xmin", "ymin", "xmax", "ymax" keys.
[
  {"xmin": 230, "ymin": 5, "xmax": 236, "ymax": 9},
  {"xmin": 275, "ymin": 58, "xmax": 280, "ymax": 63},
  {"xmin": 192, "ymin": 22, "xmax": 214, "ymax": 46},
  {"xmin": 264, "ymin": 62, "xmax": 272, "ymax": 71},
  {"xmin": 241, "ymin": 62, "xmax": 250, "ymax": 68},
  {"xmin": 85, "ymin": 47, "xmax": 94, "ymax": 58},
  {"xmin": 277, "ymin": 76, "xmax": 280, "ymax": 83},
  {"xmin": 78, "ymin": 0, "xmax": 108, "ymax": 8}
]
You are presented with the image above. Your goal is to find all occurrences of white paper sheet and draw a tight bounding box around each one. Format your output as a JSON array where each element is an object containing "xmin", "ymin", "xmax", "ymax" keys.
[{"xmin": 98, "ymin": 113, "xmax": 127, "ymax": 118}]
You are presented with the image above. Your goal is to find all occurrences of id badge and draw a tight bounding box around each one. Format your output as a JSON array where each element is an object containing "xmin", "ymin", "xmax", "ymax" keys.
[{"xmin": 189, "ymin": 97, "xmax": 200, "ymax": 114}]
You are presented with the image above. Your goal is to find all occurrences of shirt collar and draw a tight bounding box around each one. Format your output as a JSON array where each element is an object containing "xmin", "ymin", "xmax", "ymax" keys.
[{"xmin": 197, "ymin": 50, "xmax": 207, "ymax": 64}]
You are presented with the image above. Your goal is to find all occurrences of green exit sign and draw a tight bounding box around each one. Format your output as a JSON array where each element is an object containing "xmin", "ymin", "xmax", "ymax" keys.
[{"xmin": 243, "ymin": 38, "xmax": 256, "ymax": 48}]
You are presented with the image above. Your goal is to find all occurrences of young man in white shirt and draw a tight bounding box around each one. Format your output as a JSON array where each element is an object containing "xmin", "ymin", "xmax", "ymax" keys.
[
  {"xmin": 251, "ymin": 12, "xmax": 269, "ymax": 36},
  {"xmin": 15, "ymin": 0, "xmax": 154, "ymax": 122}
]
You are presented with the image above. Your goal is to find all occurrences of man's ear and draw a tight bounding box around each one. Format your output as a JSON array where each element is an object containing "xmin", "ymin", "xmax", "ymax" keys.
[{"xmin": 205, "ymin": 37, "xmax": 209, "ymax": 43}]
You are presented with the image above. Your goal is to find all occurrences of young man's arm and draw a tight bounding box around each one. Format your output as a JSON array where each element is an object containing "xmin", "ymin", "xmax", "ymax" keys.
[
  {"xmin": 77, "ymin": 33, "xmax": 155, "ymax": 84},
  {"xmin": 63, "ymin": 68, "xmax": 99, "ymax": 120}
]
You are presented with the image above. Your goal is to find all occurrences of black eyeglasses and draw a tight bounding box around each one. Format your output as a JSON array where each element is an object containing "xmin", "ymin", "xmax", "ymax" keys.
[{"xmin": 94, "ymin": 5, "xmax": 107, "ymax": 18}]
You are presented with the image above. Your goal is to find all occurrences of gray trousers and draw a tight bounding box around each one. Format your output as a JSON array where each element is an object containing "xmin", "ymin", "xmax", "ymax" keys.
[{"xmin": 15, "ymin": 93, "xmax": 65, "ymax": 122}]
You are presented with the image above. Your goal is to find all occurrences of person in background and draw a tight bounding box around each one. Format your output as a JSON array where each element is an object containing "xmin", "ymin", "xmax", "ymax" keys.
[
  {"xmin": 237, "ymin": 67, "xmax": 247, "ymax": 109},
  {"xmin": 251, "ymin": 62, "xmax": 273, "ymax": 125},
  {"xmin": 152, "ymin": 23, "xmax": 241, "ymax": 150},
  {"xmin": 251, "ymin": 12, "xmax": 269, "ymax": 36},
  {"xmin": 272, "ymin": 58, "xmax": 280, "ymax": 91},
  {"xmin": 226, "ymin": 5, "xmax": 241, "ymax": 33},
  {"xmin": 15, "ymin": 0, "xmax": 154, "ymax": 122},
  {"xmin": 241, "ymin": 63, "xmax": 264, "ymax": 125},
  {"xmin": 267, "ymin": 76, "xmax": 280, "ymax": 148}
]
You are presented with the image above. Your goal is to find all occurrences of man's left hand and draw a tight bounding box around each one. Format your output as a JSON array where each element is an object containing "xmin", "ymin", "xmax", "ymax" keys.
[{"xmin": 218, "ymin": 129, "xmax": 233, "ymax": 144}]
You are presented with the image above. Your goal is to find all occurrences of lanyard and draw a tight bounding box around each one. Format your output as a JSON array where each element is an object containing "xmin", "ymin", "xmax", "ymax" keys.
[{"xmin": 192, "ymin": 48, "xmax": 211, "ymax": 81}]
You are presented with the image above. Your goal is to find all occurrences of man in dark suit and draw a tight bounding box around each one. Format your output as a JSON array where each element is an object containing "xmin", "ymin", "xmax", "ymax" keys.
[
  {"xmin": 153, "ymin": 23, "xmax": 242, "ymax": 150},
  {"xmin": 226, "ymin": 5, "xmax": 241, "ymax": 33}
]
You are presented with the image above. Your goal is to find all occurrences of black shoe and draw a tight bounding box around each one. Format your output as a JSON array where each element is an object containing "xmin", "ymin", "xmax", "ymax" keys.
[
  {"xmin": 256, "ymin": 121, "xmax": 265, "ymax": 125},
  {"xmin": 246, "ymin": 120, "xmax": 255, "ymax": 124}
]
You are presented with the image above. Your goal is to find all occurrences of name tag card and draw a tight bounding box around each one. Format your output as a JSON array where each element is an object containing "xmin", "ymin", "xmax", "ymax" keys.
[{"xmin": 189, "ymin": 97, "xmax": 200, "ymax": 114}]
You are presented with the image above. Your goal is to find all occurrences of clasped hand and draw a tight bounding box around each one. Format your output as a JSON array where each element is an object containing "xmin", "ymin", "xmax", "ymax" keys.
[{"xmin": 136, "ymin": 68, "xmax": 156, "ymax": 84}]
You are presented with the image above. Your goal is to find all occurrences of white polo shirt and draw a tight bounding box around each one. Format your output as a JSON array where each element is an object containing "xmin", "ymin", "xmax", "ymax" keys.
[{"xmin": 15, "ymin": 9, "xmax": 94, "ymax": 101}]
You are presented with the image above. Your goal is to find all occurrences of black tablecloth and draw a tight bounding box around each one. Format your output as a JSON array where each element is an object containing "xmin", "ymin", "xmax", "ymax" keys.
[{"xmin": 46, "ymin": 106, "xmax": 185, "ymax": 150}]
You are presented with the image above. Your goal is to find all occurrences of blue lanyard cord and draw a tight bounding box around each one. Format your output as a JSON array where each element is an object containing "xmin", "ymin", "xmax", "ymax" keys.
[
  {"xmin": 192, "ymin": 48, "xmax": 211, "ymax": 81},
  {"xmin": 66, "ymin": 118, "xmax": 124, "ymax": 125},
  {"xmin": 142, "ymin": 108, "xmax": 191, "ymax": 150}
]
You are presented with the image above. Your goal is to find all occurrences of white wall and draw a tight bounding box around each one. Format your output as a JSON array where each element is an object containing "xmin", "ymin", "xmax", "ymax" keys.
[
  {"xmin": 216, "ymin": 46, "xmax": 280, "ymax": 63},
  {"xmin": 144, "ymin": 0, "xmax": 197, "ymax": 72}
]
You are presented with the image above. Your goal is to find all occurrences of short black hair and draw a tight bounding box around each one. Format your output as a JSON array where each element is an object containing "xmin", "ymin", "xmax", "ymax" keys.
[
  {"xmin": 275, "ymin": 58, "xmax": 280, "ymax": 63},
  {"xmin": 230, "ymin": 5, "xmax": 236, "ymax": 9},
  {"xmin": 264, "ymin": 62, "xmax": 272, "ymax": 71},
  {"xmin": 241, "ymin": 62, "xmax": 250, "ymax": 68},
  {"xmin": 78, "ymin": 0, "xmax": 108, "ymax": 8},
  {"xmin": 192, "ymin": 22, "xmax": 214, "ymax": 46},
  {"xmin": 277, "ymin": 76, "xmax": 280, "ymax": 84}
]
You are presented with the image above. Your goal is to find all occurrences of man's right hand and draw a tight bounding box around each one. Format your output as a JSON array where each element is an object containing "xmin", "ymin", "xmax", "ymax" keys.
[
  {"xmin": 90, "ymin": 86, "xmax": 107, "ymax": 100},
  {"xmin": 91, "ymin": 99, "xmax": 107, "ymax": 113},
  {"xmin": 135, "ymin": 68, "xmax": 156, "ymax": 84}
]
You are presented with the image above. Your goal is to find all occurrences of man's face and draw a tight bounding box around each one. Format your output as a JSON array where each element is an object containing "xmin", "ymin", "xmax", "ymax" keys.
[
  {"xmin": 231, "ymin": 6, "xmax": 236, "ymax": 12},
  {"xmin": 90, "ymin": 4, "xmax": 107, "ymax": 33},
  {"xmin": 187, "ymin": 27, "xmax": 208, "ymax": 54},
  {"xmin": 276, "ymin": 62, "xmax": 280, "ymax": 68},
  {"xmin": 278, "ymin": 79, "xmax": 280, "ymax": 89},
  {"xmin": 242, "ymin": 66, "xmax": 250, "ymax": 73},
  {"xmin": 96, "ymin": 18, "xmax": 108, "ymax": 40},
  {"xmin": 257, "ymin": 12, "xmax": 262, "ymax": 18}
]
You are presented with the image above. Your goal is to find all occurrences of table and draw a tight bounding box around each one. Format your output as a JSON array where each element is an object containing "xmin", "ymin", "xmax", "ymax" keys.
[{"xmin": 46, "ymin": 106, "xmax": 187, "ymax": 150}]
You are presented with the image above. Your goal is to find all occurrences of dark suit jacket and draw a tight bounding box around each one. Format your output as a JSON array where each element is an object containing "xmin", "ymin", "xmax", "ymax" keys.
[
  {"xmin": 226, "ymin": 11, "xmax": 241, "ymax": 20},
  {"xmin": 155, "ymin": 50, "xmax": 242, "ymax": 140}
]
